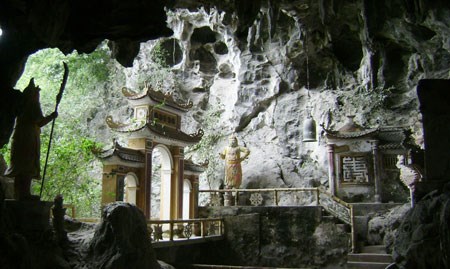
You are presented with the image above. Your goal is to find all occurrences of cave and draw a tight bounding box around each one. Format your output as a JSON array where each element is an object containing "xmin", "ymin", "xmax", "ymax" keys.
[{"xmin": 0, "ymin": 1, "xmax": 450, "ymax": 269}]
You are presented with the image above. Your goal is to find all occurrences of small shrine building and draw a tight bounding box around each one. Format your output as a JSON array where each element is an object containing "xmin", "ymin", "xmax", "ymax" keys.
[
  {"xmin": 323, "ymin": 116, "xmax": 414, "ymax": 203},
  {"xmin": 98, "ymin": 85, "xmax": 205, "ymax": 220}
]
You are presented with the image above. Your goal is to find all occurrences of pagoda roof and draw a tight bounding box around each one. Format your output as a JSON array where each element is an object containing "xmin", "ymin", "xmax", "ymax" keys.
[
  {"xmin": 96, "ymin": 141, "xmax": 145, "ymax": 166},
  {"xmin": 184, "ymin": 158, "xmax": 208, "ymax": 175},
  {"xmin": 323, "ymin": 116, "xmax": 378, "ymax": 139},
  {"xmin": 106, "ymin": 116, "xmax": 203, "ymax": 145},
  {"xmin": 323, "ymin": 117, "xmax": 410, "ymax": 150},
  {"xmin": 122, "ymin": 85, "xmax": 193, "ymax": 112}
]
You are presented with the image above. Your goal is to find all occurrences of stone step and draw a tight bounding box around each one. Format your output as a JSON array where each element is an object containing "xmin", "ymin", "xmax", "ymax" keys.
[
  {"xmin": 347, "ymin": 261, "xmax": 391, "ymax": 269},
  {"xmin": 361, "ymin": 245, "xmax": 387, "ymax": 254},
  {"xmin": 348, "ymin": 253, "xmax": 393, "ymax": 263}
]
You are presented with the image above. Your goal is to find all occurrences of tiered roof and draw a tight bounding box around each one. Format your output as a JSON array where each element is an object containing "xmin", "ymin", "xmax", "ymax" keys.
[
  {"xmin": 97, "ymin": 141, "xmax": 145, "ymax": 167},
  {"xmin": 106, "ymin": 83, "xmax": 203, "ymax": 146},
  {"xmin": 106, "ymin": 116, "xmax": 203, "ymax": 145},
  {"xmin": 122, "ymin": 85, "xmax": 193, "ymax": 112}
]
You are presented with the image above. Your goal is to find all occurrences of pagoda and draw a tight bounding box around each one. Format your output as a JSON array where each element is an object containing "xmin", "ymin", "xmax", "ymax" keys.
[{"xmin": 98, "ymin": 83, "xmax": 205, "ymax": 220}]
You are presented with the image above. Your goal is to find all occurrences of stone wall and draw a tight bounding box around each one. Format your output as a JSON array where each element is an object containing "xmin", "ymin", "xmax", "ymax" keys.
[{"xmin": 155, "ymin": 206, "xmax": 349, "ymax": 268}]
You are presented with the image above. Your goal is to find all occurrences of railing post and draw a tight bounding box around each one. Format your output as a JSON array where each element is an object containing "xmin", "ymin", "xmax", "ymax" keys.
[
  {"xmin": 350, "ymin": 205, "xmax": 356, "ymax": 253},
  {"xmin": 234, "ymin": 191, "xmax": 238, "ymax": 206},
  {"xmin": 170, "ymin": 221, "xmax": 174, "ymax": 241},
  {"xmin": 201, "ymin": 220, "xmax": 205, "ymax": 237},
  {"xmin": 315, "ymin": 188, "xmax": 320, "ymax": 206},
  {"xmin": 273, "ymin": 190, "xmax": 278, "ymax": 206},
  {"xmin": 218, "ymin": 220, "xmax": 223, "ymax": 235}
]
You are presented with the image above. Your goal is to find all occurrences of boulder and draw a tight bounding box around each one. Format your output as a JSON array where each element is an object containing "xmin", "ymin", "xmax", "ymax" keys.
[{"xmin": 87, "ymin": 202, "xmax": 160, "ymax": 269}]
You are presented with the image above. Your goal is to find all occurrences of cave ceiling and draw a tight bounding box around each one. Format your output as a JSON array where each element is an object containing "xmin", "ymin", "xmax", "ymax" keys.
[
  {"xmin": 0, "ymin": 0, "xmax": 307, "ymax": 146},
  {"xmin": 0, "ymin": 0, "xmax": 449, "ymax": 148}
]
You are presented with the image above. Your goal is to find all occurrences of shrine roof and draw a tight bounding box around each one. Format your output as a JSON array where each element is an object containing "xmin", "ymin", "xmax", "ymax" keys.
[
  {"xmin": 323, "ymin": 128, "xmax": 378, "ymax": 139},
  {"xmin": 323, "ymin": 115, "xmax": 378, "ymax": 139},
  {"xmin": 122, "ymin": 85, "xmax": 193, "ymax": 112},
  {"xmin": 379, "ymin": 143, "xmax": 406, "ymax": 150},
  {"xmin": 106, "ymin": 116, "xmax": 203, "ymax": 145},
  {"xmin": 184, "ymin": 158, "xmax": 207, "ymax": 173},
  {"xmin": 97, "ymin": 141, "xmax": 145, "ymax": 163}
]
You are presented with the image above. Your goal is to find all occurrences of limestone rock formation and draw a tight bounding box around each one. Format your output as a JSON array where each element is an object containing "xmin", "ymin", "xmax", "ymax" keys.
[
  {"xmin": 118, "ymin": 0, "xmax": 450, "ymax": 193},
  {"xmin": 86, "ymin": 202, "xmax": 160, "ymax": 269},
  {"xmin": 392, "ymin": 183, "xmax": 450, "ymax": 269}
]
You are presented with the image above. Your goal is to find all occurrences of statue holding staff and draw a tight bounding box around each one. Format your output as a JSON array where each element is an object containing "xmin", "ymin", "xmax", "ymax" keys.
[{"xmin": 4, "ymin": 79, "xmax": 58, "ymax": 200}]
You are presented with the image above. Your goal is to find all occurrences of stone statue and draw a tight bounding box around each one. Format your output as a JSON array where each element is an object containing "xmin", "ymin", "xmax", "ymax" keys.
[
  {"xmin": 219, "ymin": 134, "xmax": 250, "ymax": 189},
  {"xmin": 4, "ymin": 79, "xmax": 58, "ymax": 200}
]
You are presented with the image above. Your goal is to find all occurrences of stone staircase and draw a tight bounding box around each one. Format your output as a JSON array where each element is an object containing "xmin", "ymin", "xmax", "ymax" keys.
[{"xmin": 347, "ymin": 245, "xmax": 393, "ymax": 269}]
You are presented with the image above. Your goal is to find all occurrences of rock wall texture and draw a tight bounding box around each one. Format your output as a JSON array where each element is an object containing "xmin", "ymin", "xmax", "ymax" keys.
[
  {"xmin": 391, "ymin": 183, "xmax": 450, "ymax": 269},
  {"xmin": 154, "ymin": 206, "xmax": 348, "ymax": 268},
  {"xmin": 118, "ymin": 0, "xmax": 450, "ymax": 193}
]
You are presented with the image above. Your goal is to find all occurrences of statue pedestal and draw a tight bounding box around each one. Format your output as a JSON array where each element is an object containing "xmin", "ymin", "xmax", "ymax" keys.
[
  {"xmin": 4, "ymin": 199, "xmax": 53, "ymax": 233},
  {"xmin": 224, "ymin": 191, "xmax": 234, "ymax": 206}
]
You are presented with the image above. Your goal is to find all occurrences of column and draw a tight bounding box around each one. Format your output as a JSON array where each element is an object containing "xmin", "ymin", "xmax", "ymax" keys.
[
  {"xmin": 192, "ymin": 177, "xmax": 199, "ymax": 219},
  {"xmin": 417, "ymin": 79, "xmax": 450, "ymax": 181},
  {"xmin": 144, "ymin": 139, "xmax": 153, "ymax": 219},
  {"xmin": 173, "ymin": 147, "xmax": 184, "ymax": 219},
  {"xmin": 416, "ymin": 79, "xmax": 450, "ymax": 200},
  {"xmin": 371, "ymin": 140, "xmax": 382, "ymax": 203},
  {"xmin": 327, "ymin": 144, "xmax": 336, "ymax": 195}
]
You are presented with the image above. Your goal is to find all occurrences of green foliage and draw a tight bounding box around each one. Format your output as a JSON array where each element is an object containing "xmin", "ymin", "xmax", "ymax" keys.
[
  {"xmin": 186, "ymin": 103, "xmax": 225, "ymax": 189},
  {"xmin": 35, "ymin": 133, "xmax": 102, "ymax": 217},
  {"xmin": 0, "ymin": 144, "xmax": 9, "ymax": 161},
  {"xmin": 9, "ymin": 43, "xmax": 112, "ymax": 217},
  {"xmin": 139, "ymin": 41, "xmax": 178, "ymax": 91}
]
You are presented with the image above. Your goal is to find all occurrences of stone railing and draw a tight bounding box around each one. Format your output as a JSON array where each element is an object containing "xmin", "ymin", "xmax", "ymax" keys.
[
  {"xmin": 199, "ymin": 188, "xmax": 320, "ymax": 207},
  {"xmin": 199, "ymin": 187, "xmax": 356, "ymax": 252},
  {"xmin": 147, "ymin": 218, "xmax": 225, "ymax": 246}
]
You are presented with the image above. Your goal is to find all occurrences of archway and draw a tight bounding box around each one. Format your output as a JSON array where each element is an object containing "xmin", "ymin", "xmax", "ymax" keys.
[
  {"xmin": 151, "ymin": 145, "xmax": 173, "ymax": 220},
  {"xmin": 124, "ymin": 173, "xmax": 138, "ymax": 205},
  {"xmin": 183, "ymin": 179, "xmax": 192, "ymax": 219}
]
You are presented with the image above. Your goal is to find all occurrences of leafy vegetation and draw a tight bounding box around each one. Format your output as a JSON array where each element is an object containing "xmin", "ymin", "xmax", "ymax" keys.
[
  {"xmin": 186, "ymin": 103, "xmax": 225, "ymax": 189},
  {"xmin": 138, "ymin": 41, "xmax": 179, "ymax": 92},
  {"xmin": 4, "ymin": 43, "xmax": 113, "ymax": 217}
]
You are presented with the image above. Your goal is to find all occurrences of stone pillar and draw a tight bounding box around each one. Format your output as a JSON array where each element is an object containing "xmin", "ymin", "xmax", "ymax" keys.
[
  {"xmin": 327, "ymin": 144, "xmax": 336, "ymax": 195},
  {"xmin": 173, "ymin": 148, "xmax": 185, "ymax": 219},
  {"xmin": 224, "ymin": 191, "xmax": 233, "ymax": 206},
  {"xmin": 144, "ymin": 139, "xmax": 153, "ymax": 219},
  {"xmin": 416, "ymin": 79, "xmax": 450, "ymax": 198},
  {"xmin": 192, "ymin": 177, "xmax": 199, "ymax": 218},
  {"xmin": 417, "ymin": 79, "xmax": 450, "ymax": 181},
  {"xmin": 371, "ymin": 140, "xmax": 382, "ymax": 203}
]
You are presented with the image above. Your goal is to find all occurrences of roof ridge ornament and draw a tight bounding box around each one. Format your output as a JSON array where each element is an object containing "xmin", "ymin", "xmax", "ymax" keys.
[{"xmin": 121, "ymin": 82, "xmax": 193, "ymax": 111}]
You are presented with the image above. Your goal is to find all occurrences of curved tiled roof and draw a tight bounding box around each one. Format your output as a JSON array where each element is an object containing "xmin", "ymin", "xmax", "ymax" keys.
[
  {"xmin": 106, "ymin": 116, "xmax": 203, "ymax": 144},
  {"xmin": 121, "ymin": 84, "xmax": 193, "ymax": 111},
  {"xmin": 184, "ymin": 158, "xmax": 207, "ymax": 173},
  {"xmin": 97, "ymin": 141, "xmax": 145, "ymax": 163}
]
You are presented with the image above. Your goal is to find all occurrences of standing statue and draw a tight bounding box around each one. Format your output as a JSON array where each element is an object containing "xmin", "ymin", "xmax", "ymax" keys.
[
  {"xmin": 219, "ymin": 134, "xmax": 250, "ymax": 189},
  {"xmin": 4, "ymin": 79, "xmax": 58, "ymax": 200}
]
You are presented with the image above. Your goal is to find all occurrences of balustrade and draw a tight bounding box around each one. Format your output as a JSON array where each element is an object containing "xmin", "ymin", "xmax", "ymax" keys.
[{"xmin": 147, "ymin": 218, "xmax": 224, "ymax": 244}]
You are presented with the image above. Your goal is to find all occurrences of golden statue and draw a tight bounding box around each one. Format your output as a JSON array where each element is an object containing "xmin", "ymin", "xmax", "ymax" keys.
[{"xmin": 219, "ymin": 134, "xmax": 250, "ymax": 189}]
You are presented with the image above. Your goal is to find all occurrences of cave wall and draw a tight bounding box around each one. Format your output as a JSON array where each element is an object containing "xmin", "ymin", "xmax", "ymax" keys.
[
  {"xmin": 118, "ymin": 0, "xmax": 450, "ymax": 194},
  {"xmin": 1, "ymin": 0, "xmax": 449, "ymax": 198}
]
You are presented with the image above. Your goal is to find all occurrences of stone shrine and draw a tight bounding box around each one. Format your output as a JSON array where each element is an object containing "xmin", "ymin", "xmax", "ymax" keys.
[
  {"xmin": 97, "ymin": 84, "xmax": 205, "ymax": 220},
  {"xmin": 323, "ymin": 115, "xmax": 415, "ymax": 203}
]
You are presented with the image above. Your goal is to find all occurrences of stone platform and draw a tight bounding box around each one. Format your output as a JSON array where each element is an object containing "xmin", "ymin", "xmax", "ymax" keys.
[{"xmin": 4, "ymin": 199, "xmax": 53, "ymax": 233}]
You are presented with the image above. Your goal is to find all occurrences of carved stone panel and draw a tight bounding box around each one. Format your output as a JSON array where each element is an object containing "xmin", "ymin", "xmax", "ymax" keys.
[{"xmin": 339, "ymin": 154, "xmax": 371, "ymax": 183}]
